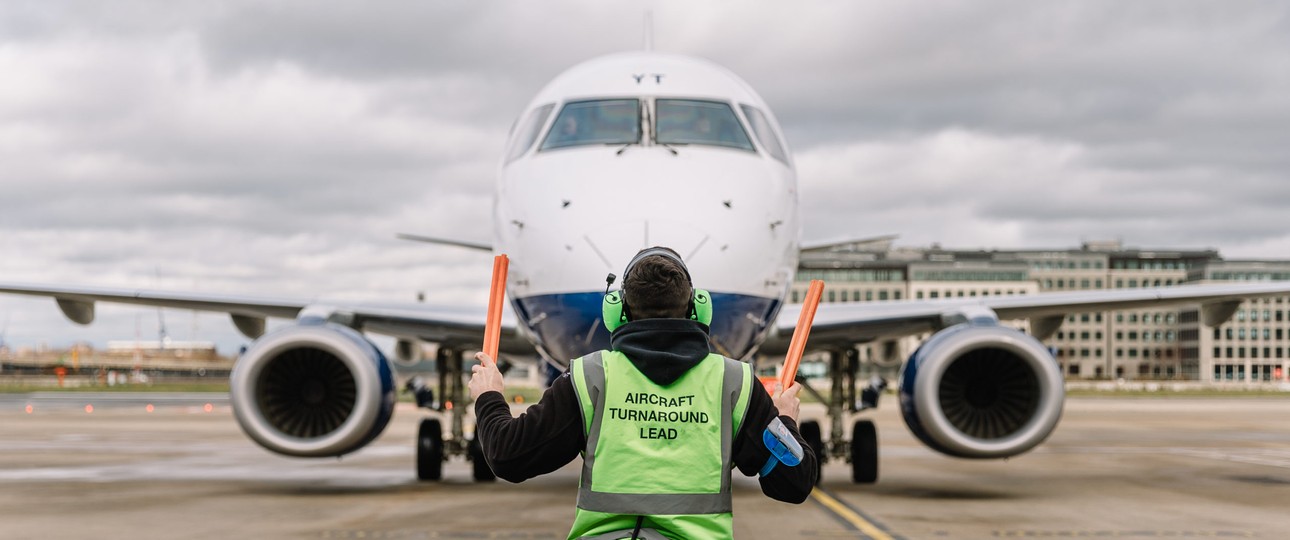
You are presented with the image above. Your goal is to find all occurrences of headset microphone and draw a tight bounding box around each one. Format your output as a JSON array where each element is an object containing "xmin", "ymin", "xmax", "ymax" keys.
[{"xmin": 602, "ymin": 248, "xmax": 712, "ymax": 332}]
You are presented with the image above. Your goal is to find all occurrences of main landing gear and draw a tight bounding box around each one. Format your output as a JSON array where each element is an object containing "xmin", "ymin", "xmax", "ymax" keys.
[
  {"xmin": 790, "ymin": 348, "xmax": 886, "ymax": 484},
  {"xmin": 405, "ymin": 347, "xmax": 496, "ymax": 482}
]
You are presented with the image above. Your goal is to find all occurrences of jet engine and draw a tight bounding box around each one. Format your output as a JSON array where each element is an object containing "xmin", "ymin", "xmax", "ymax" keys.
[
  {"xmin": 230, "ymin": 321, "xmax": 396, "ymax": 457},
  {"xmin": 898, "ymin": 322, "xmax": 1064, "ymax": 459}
]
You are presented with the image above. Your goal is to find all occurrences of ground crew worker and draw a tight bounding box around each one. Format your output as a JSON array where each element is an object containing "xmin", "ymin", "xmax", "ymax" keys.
[{"xmin": 470, "ymin": 246, "xmax": 816, "ymax": 539}]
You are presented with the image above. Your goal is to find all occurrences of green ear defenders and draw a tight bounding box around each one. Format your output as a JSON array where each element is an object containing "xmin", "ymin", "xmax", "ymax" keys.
[{"xmin": 602, "ymin": 247, "xmax": 713, "ymax": 332}]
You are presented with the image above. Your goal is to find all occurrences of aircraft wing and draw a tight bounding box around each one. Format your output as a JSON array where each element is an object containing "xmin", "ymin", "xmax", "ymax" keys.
[
  {"xmin": 0, "ymin": 282, "xmax": 527, "ymax": 353},
  {"xmin": 762, "ymin": 281, "xmax": 1290, "ymax": 354}
]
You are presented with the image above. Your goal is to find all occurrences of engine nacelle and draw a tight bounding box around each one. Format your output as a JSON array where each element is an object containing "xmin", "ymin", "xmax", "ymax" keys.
[
  {"xmin": 899, "ymin": 322, "xmax": 1064, "ymax": 459},
  {"xmin": 230, "ymin": 322, "xmax": 396, "ymax": 457}
]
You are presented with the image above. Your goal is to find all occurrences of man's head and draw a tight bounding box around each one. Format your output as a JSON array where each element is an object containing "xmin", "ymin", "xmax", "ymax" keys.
[{"xmin": 622, "ymin": 247, "xmax": 693, "ymax": 320}]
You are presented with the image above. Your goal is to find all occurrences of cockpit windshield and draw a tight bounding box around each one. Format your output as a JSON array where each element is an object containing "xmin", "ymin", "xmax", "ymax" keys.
[
  {"xmin": 539, "ymin": 99, "xmax": 641, "ymax": 150},
  {"xmin": 654, "ymin": 99, "xmax": 754, "ymax": 152}
]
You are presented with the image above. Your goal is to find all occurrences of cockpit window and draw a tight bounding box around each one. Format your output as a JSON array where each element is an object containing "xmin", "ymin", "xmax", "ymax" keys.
[
  {"xmin": 740, "ymin": 104, "xmax": 789, "ymax": 164},
  {"xmin": 540, "ymin": 99, "xmax": 641, "ymax": 150},
  {"xmin": 505, "ymin": 103, "xmax": 554, "ymax": 162},
  {"xmin": 654, "ymin": 99, "xmax": 754, "ymax": 152}
]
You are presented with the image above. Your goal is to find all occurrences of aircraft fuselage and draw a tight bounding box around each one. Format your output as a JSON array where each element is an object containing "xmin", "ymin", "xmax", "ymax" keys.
[{"xmin": 493, "ymin": 52, "xmax": 800, "ymax": 363}]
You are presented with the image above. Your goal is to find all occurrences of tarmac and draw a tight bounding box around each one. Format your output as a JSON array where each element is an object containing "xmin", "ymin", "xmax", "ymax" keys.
[{"xmin": 2, "ymin": 393, "xmax": 1289, "ymax": 539}]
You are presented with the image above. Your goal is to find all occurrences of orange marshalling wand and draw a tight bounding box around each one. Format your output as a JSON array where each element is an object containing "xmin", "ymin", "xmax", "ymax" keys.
[
  {"xmin": 780, "ymin": 279, "xmax": 824, "ymax": 390},
  {"xmin": 482, "ymin": 254, "xmax": 509, "ymax": 362}
]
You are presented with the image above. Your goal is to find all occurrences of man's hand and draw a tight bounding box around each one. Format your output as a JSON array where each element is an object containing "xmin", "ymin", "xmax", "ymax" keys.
[
  {"xmin": 469, "ymin": 352, "xmax": 505, "ymax": 400},
  {"xmin": 772, "ymin": 382, "xmax": 801, "ymax": 422}
]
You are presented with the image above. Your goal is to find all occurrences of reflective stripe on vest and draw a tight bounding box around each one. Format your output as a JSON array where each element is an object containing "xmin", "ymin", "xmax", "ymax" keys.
[{"xmin": 570, "ymin": 350, "xmax": 752, "ymax": 517}]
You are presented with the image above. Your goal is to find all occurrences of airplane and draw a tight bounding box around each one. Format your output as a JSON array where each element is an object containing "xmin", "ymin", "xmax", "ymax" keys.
[{"xmin": 5, "ymin": 51, "xmax": 1290, "ymax": 484}]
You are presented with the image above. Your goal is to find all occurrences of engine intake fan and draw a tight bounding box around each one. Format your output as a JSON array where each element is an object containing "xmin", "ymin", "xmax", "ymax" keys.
[
  {"xmin": 230, "ymin": 322, "xmax": 395, "ymax": 457},
  {"xmin": 899, "ymin": 322, "xmax": 1064, "ymax": 459}
]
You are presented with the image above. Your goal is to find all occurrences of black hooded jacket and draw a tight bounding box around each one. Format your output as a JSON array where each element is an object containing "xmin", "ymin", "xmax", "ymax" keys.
[{"xmin": 473, "ymin": 318, "xmax": 817, "ymax": 504}]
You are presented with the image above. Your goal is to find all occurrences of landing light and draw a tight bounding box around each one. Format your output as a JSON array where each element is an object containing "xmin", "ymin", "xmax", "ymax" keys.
[
  {"xmin": 146, "ymin": 404, "xmax": 154, "ymax": 413},
  {"xmin": 203, "ymin": 403, "xmax": 213, "ymax": 413},
  {"xmin": 84, "ymin": 404, "xmax": 93, "ymax": 414},
  {"xmin": 25, "ymin": 404, "xmax": 33, "ymax": 414}
]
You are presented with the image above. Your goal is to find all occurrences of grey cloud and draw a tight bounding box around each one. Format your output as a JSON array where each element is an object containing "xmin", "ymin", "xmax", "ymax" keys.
[{"xmin": 3, "ymin": 1, "xmax": 1290, "ymax": 351}]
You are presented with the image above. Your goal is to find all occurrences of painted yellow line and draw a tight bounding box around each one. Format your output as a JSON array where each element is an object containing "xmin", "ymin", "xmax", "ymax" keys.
[{"xmin": 810, "ymin": 488, "xmax": 894, "ymax": 540}]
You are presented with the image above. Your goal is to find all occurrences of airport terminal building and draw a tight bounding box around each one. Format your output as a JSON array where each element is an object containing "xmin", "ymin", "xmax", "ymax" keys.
[{"xmin": 791, "ymin": 237, "xmax": 1290, "ymax": 383}]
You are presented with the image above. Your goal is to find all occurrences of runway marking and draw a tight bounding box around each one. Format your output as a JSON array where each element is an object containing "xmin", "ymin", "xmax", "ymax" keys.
[
  {"xmin": 1048, "ymin": 446, "xmax": 1290, "ymax": 471},
  {"xmin": 809, "ymin": 487, "xmax": 898, "ymax": 540},
  {"xmin": 993, "ymin": 530, "xmax": 1256, "ymax": 537}
]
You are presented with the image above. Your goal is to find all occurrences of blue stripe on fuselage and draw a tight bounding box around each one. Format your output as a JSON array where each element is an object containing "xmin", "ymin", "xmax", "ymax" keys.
[{"xmin": 513, "ymin": 292, "xmax": 781, "ymax": 365}]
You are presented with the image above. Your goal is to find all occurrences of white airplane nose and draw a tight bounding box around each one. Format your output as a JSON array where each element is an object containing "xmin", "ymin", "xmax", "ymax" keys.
[{"xmin": 581, "ymin": 218, "xmax": 712, "ymax": 276}]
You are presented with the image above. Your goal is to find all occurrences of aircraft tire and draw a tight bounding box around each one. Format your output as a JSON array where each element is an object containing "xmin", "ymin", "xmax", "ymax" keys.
[
  {"xmin": 417, "ymin": 418, "xmax": 444, "ymax": 481},
  {"xmin": 799, "ymin": 420, "xmax": 824, "ymax": 485},
  {"xmin": 468, "ymin": 437, "xmax": 496, "ymax": 482},
  {"xmin": 850, "ymin": 419, "xmax": 878, "ymax": 484}
]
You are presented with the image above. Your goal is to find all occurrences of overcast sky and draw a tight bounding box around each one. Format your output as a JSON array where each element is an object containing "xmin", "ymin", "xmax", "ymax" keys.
[{"xmin": 2, "ymin": 1, "xmax": 1289, "ymax": 353}]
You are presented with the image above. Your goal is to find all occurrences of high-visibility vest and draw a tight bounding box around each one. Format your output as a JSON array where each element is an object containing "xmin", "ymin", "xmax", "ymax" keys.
[{"xmin": 568, "ymin": 350, "xmax": 753, "ymax": 540}]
